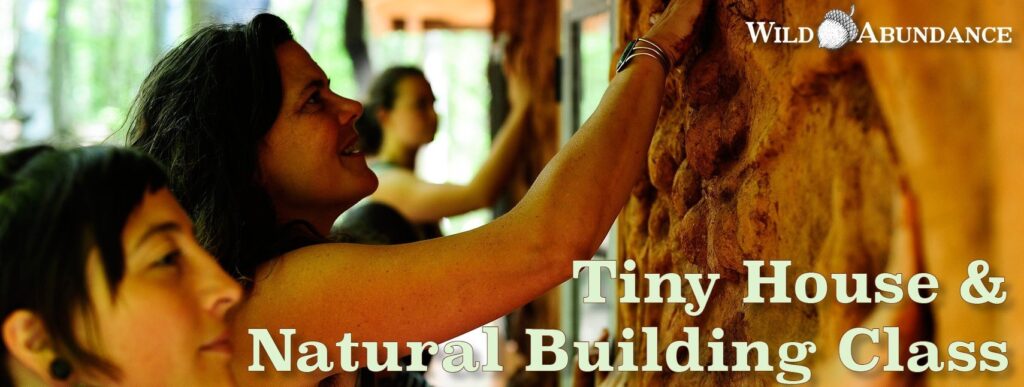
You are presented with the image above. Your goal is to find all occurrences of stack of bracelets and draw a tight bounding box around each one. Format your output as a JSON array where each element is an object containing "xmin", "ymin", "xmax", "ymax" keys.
[{"xmin": 615, "ymin": 37, "xmax": 672, "ymax": 74}]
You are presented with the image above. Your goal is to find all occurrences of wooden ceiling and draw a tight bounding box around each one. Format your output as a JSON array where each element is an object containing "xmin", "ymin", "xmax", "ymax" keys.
[{"xmin": 365, "ymin": 0, "xmax": 494, "ymax": 35}]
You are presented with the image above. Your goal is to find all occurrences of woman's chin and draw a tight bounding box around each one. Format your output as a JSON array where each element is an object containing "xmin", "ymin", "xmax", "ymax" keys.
[
  {"xmin": 346, "ymin": 165, "xmax": 380, "ymax": 199},
  {"xmin": 359, "ymin": 172, "xmax": 380, "ymax": 197}
]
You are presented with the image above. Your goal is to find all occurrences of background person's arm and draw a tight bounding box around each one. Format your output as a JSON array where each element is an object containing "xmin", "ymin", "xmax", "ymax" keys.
[
  {"xmin": 373, "ymin": 59, "xmax": 532, "ymax": 223},
  {"xmin": 372, "ymin": 107, "xmax": 529, "ymax": 223}
]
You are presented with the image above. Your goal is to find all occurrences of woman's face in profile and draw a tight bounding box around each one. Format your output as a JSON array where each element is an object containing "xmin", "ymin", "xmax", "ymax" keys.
[
  {"xmin": 82, "ymin": 188, "xmax": 241, "ymax": 385},
  {"xmin": 258, "ymin": 40, "xmax": 379, "ymax": 218},
  {"xmin": 383, "ymin": 76, "xmax": 439, "ymax": 148}
]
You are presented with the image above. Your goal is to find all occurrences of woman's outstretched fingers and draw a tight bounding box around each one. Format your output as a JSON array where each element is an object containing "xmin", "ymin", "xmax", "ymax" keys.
[
  {"xmin": 504, "ymin": 51, "xmax": 532, "ymax": 109},
  {"xmin": 643, "ymin": 0, "xmax": 708, "ymax": 66}
]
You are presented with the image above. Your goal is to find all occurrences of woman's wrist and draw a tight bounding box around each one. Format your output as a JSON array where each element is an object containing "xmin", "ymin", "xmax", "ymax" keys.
[
  {"xmin": 509, "ymin": 101, "xmax": 530, "ymax": 116},
  {"xmin": 632, "ymin": 52, "xmax": 669, "ymax": 77},
  {"xmin": 636, "ymin": 35, "xmax": 678, "ymax": 68}
]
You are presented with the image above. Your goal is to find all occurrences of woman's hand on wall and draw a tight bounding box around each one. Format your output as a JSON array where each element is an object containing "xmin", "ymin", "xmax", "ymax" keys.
[
  {"xmin": 643, "ymin": 0, "xmax": 707, "ymax": 66},
  {"xmin": 505, "ymin": 50, "xmax": 532, "ymax": 112}
]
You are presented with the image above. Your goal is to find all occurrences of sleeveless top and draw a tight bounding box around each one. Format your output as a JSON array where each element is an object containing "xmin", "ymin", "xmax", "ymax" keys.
[
  {"xmin": 317, "ymin": 369, "xmax": 428, "ymax": 387},
  {"xmin": 334, "ymin": 161, "xmax": 441, "ymax": 244}
]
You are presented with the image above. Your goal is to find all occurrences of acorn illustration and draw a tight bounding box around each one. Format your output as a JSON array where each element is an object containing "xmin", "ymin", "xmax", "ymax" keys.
[{"xmin": 817, "ymin": 5, "xmax": 858, "ymax": 50}]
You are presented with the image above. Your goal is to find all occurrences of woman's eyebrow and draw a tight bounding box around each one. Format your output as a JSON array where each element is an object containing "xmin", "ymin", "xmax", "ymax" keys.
[
  {"xmin": 301, "ymin": 79, "xmax": 325, "ymax": 96},
  {"xmin": 300, "ymin": 77, "xmax": 331, "ymax": 96},
  {"xmin": 133, "ymin": 222, "xmax": 181, "ymax": 249}
]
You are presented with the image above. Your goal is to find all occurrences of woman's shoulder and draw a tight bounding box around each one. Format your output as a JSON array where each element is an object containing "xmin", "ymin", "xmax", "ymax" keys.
[{"xmin": 333, "ymin": 201, "xmax": 421, "ymax": 245}]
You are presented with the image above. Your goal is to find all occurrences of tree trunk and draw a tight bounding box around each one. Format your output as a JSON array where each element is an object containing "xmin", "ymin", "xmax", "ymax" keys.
[
  {"xmin": 11, "ymin": 0, "xmax": 53, "ymax": 143},
  {"xmin": 491, "ymin": 1, "xmax": 562, "ymax": 387},
  {"xmin": 300, "ymin": 0, "xmax": 322, "ymax": 52},
  {"xmin": 344, "ymin": 0, "xmax": 372, "ymax": 95},
  {"xmin": 188, "ymin": 0, "xmax": 205, "ymax": 27},
  {"xmin": 109, "ymin": 0, "xmax": 125, "ymax": 109},
  {"xmin": 152, "ymin": 0, "xmax": 169, "ymax": 60},
  {"xmin": 49, "ymin": 0, "xmax": 71, "ymax": 143}
]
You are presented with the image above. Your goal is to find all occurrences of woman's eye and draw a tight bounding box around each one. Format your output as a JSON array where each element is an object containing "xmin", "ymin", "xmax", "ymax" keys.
[
  {"xmin": 152, "ymin": 251, "xmax": 181, "ymax": 268},
  {"xmin": 306, "ymin": 93, "xmax": 323, "ymax": 106}
]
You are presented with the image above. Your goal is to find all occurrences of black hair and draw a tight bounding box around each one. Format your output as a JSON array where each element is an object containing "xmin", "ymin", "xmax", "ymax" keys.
[
  {"xmin": 127, "ymin": 13, "xmax": 307, "ymax": 283},
  {"xmin": 0, "ymin": 145, "xmax": 168, "ymax": 385},
  {"xmin": 356, "ymin": 66, "xmax": 427, "ymax": 154}
]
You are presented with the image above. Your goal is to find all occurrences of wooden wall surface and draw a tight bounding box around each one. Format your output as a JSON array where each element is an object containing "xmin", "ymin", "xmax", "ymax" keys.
[{"xmin": 492, "ymin": 1, "xmax": 562, "ymax": 386}]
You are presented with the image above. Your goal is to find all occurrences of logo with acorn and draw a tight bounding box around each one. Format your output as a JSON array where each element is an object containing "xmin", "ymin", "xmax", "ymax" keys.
[{"xmin": 818, "ymin": 5, "xmax": 859, "ymax": 49}]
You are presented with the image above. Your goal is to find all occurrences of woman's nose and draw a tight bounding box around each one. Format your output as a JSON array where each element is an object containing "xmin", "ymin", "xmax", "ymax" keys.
[
  {"xmin": 194, "ymin": 249, "xmax": 242, "ymax": 318},
  {"xmin": 331, "ymin": 93, "xmax": 363, "ymax": 127}
]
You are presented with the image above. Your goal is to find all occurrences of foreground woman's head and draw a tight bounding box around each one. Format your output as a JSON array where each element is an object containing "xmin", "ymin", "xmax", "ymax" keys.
[
  {"xmin": 129, "ymin": 14, "xmax": 375, "ymax": 280},
  {"xmin": 0, "ymin": 146, "xmax": 241, "ymax": 386}
]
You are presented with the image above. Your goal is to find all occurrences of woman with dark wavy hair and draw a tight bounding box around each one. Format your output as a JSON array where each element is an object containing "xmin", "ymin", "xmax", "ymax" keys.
[
  {"xmin": 128, "ymin": 1, "xmax": 704, "ymax": 385},
  {"xmin": 0, "ymin": 146, "xmax": 241, "ymax": 386}
]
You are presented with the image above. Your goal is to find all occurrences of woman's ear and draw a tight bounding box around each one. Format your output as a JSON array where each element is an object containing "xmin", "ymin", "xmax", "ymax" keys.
[
  {"xmin": 2, "ymin": 310, "xmax": 59, "ymax": 383},
  {"xmin": 376, "ymin": 108, "xmax": 391, "ymax": 131}
]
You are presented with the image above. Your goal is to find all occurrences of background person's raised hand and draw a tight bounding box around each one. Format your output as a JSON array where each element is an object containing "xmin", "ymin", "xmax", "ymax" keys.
[{"xmin": 504, "ymin": 51, "xmax": 532, "ymax": 111}]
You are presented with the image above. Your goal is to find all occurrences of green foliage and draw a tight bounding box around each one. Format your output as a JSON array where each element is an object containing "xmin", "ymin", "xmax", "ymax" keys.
[
  {"xmin": 271, "ymin": 0, "xmax": 359, "ymax": 100},
  {"xmin": 1, "ymin": 0, "xmax": 18, "ymax": 120},
  {"xmin": 1, "ymin": 0, "xmax": 361, "ymax": 145},
  {"xmin": 65, "ymin": 0, "xmax": 165, "ymax": 143}
]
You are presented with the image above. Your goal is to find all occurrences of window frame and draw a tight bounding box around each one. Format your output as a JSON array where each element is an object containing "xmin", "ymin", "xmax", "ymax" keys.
[{"xmin": 559, "ymin": 0, "xmax": 619, "ymax": 385}]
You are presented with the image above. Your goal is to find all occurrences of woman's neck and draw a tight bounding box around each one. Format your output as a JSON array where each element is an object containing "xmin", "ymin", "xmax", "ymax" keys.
[
  {"xmin": 274, "ymin": 205, "xmax": 343, "ymax": 237},
  {"xmin": 376, "ymin": 138, "xmax": 418, "ymax": 170}
]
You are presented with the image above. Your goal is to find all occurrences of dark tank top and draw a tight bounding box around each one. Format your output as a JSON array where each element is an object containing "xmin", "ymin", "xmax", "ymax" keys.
[{"xmin": 334, "ymin": 161, "xmax": 442, "ymax": 244}]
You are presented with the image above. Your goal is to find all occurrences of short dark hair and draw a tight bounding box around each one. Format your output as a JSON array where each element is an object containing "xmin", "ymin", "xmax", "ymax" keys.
[
  {"xmin": 127, "ymin": 13, "xmax": 302, "ymax": 283},
  {"xmin": 356, "ymin": 66, "xmax": 427, "ymax": 154},
  {"xmin": 0, "ymin": 145, "xmax": 168, "ymax": 384}
]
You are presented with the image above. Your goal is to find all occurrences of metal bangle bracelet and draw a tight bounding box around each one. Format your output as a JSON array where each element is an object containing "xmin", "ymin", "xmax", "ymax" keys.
[
  {"xmin": 637, "ymin": 37, "xmax": 671, "ymax": 64},
  {"xmin": 631, "ymin": 46, "xmax": 669, "ymax": 70},
  {"xmin": 615, "ymin": 52, "xmax": 665, "ymax": 73}
]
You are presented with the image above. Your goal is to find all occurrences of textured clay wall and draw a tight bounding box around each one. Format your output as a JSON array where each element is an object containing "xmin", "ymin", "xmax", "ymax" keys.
[{"xmin": 609, "ymin": 0, "xmax": 1024, "ymax": 386}]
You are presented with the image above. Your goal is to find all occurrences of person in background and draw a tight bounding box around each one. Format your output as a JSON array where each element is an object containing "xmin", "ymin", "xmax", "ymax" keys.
[
  {"xmin": 0, "ymin": 146, "xmax": 241, "ymax": 386},
  {"xmin": 336, "ymin": 55, "xmax": 532, "ymax": 387},
  {"xmin": 338, "ymin": 62, "xmax": 531, "ymax": 244}
]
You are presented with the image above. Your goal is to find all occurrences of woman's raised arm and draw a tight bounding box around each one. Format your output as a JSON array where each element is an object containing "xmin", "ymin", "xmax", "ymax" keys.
[
  {"xmin": 233, "ymin": 0, "xmax": 704, "ymax": 380},
  {"xmin": 372, "ymin": 57, "xmax": 533, "ymax": 223}
]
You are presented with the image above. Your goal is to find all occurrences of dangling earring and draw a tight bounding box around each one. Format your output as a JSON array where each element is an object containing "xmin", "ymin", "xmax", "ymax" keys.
[{"xmin": 49, "ymin": 358, "xmax": 72, "ymax": 380}]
